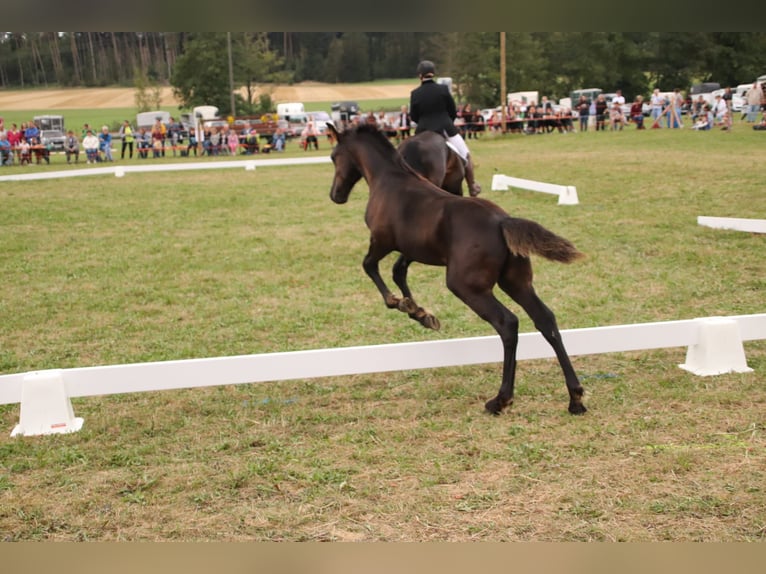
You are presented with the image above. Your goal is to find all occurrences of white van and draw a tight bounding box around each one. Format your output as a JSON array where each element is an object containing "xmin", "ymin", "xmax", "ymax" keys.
[
  {"xmin": 135, "ymin": 110, "xmax": 170, "ymax": 130},
  {"xmin": 277, "ymin": 102, "xmax": 305, "ymax": 121},
  {"xmin": 733, "ymin": 84, "xmax": 753, "ymax": 112}
]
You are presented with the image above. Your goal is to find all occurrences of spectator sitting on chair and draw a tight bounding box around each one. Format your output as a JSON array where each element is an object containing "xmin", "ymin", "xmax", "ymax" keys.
[
  {"xmin": 692, "ymin": 105, "xmax": 713, "ymax": 130},
  {"xmin": 272, "ymin": 126, "xmax": 286, "ymax": 152},
  {"xmin": 99, "ymin": 125, "xmax": 113, "ymax": 162},
  {"xmin": 186, "ymin": 132, "xmax": 198, "ymax": 156},
  {"xmin": 64, "ymin": 130, "xmax": 80, "ymax": 164},
  {"xmin": 82, "ymin": 129, "xmax": 101, "ymax": 163},
  {"xmin": 24, "ymin": 121, "xmax": 40, "ymax": 145},
  {"xmin": 609, "ymin": 102, "xmax": 625, "ymax": 130},
  {"xmin": 630, "ymin": 96, "xmax": 645, "ymax": 129},
  {"xmin": 0, "ymin": 132, "xmax": 12, "ymax": 166},
  {"xmin": 18, "ymin": 138, "xmax": 32, "ymax": 165},
  {"xmin": 302, "ymin": 121, "xmax": 319, "ymax": 150},
  {"xmin": 136, "ymin": 128, "xmax": 151, "ymax": 159},
  {"xmin": 7, "ymin": 124, "xmax": 22, "ymax": 158}
]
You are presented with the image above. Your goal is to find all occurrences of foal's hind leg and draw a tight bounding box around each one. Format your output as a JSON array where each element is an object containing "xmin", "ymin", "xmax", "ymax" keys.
[
  {"xmin": 446, "ymin": 272, "xmax": 520, "ymax": 415},
  {"xmin": 499, "ymin": 272, "xmax": 586, "ymax": 415},
  {"xmin": 392, "ymin": 255, "xmax": 440, "ymax": 330}
]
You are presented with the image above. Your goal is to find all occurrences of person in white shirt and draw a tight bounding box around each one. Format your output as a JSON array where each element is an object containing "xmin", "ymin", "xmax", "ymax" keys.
[
  {"xmin": 82, "ymin": 129, "xmax": 101, "ymax": 163},
  {"xmin": 650, "ymin": 88, "xmax": 664, "ymax": 121},
  {"xmin": 713, "ymin": 94, "xmax": 729, "ymax": 128}
]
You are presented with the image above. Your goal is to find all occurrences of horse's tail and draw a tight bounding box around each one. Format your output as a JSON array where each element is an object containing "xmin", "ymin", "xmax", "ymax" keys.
[{"xmin": 501, "ymin": 217, "xmax": 584, "ymax": 263}]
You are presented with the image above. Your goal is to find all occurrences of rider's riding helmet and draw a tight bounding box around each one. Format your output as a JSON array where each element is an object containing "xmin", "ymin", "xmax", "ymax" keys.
[{"xmin": 416, "ymin": 60, "xmax": 436, "ymax": 78}]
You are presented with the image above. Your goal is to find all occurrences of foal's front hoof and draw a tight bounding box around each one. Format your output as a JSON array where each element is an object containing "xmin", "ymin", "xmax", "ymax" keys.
[
  {"xmin": 484, "ymin": 397, "xmax": 510, "ymax": 415},
  {"xmin": 568, "ymin": 402, "xmax": 588, "ymax": 415},
  {"xmin": 420, "ymin": 314, "xmax": 440, "ymax": 331}
]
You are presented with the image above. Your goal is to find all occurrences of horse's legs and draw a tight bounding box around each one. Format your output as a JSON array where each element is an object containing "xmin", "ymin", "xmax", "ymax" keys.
[
  {"xmin": 362, "ymin": 240, "xmax": 401, "ymax": 310},
  {"xmin": 499, "ymin": 272, "xmax": 586, "ymax": 415},
  {"xmin": 392, "ymin": 255, "xmax": 440, "ymax": 330},
  {"xmin": 363, "ymin": 241, "xmax": 439, "ymax": 330},
  {"xmin": 446, "ymin": 273, "xmax": 520, "ymax": 415}
]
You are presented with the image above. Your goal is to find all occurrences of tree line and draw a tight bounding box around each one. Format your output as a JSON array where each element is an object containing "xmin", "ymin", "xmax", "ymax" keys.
[{"xmin": 2, "ymin": 32, "xmax": 765, "ymax": 112}]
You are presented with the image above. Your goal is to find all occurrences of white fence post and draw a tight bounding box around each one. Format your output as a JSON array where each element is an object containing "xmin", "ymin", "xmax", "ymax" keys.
[
  {"xmin": 679, "ymin": 317, "xmax": 753, "ymax": 376},
  {"xmin": 11, "ymin": 370, "xmax": 84, "ymax": 437}
]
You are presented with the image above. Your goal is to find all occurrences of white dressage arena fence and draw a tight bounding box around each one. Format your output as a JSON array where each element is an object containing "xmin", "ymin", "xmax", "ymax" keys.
[
  {"xmin": 0, "ymin": 156, "xmax": 332, "ymax": 182},
  {"xmin": 2, "ymin": 314, "xmax": 764, "ymax": 437},
  {"xmin": 697, "ymin": 216, "xmax": 766, "ymax": 234},
  {"xmin": 491, "ymin": 173, "xmax": 579, "ymax": 205}
]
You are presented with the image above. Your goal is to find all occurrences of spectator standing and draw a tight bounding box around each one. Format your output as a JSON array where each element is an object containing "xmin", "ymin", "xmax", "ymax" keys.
[
  {"xmin": 99, "ymin": 126, "xmax": 113, "ymax": 162},
  {"xmin": 576, "ymin": 95, "xmax": 590, "ymax": 132},
  {"xmin": 473, "ymin": 110, "xmax": 486, "ymax": 137},
  {"xmin": 395, "ymin": 105, "xmax": 412, "ymax": 141},
  {"xmin": 168, "ymin": 117, "xmax": 182, "ymax": 156},
  {"xmin": 119, "ymin": 120, "xmax": 134, "ymax": 159},
  {"xmin": 594, "ymin": 94, "xmax": 608, "ymax": 131},
  {"xmin": 82, "ymin": 129, "xmax": 101, "ymax": 163},
  {"xmin": 669, "ymin": 89, "xmax": 684, "ymax": 128},
  {"xmin": 746, "ymin": 80, "xmax": 764, "ymax": 123},
  {"xmin": 650, "ymin": 88, "xmax": 664, "ymax": 123},
  {"xmin": 64, "ymin": 129, "xmax": 80, "ymax": 163}
]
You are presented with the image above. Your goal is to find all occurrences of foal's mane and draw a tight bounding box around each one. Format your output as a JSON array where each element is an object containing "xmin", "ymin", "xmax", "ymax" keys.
[{"xmin": 345, "ymin": 123, "xmax": 423, "ymax": 179}]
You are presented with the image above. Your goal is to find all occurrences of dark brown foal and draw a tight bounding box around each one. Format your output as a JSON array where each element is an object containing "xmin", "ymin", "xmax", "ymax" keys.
[{"xmin": 328, "ymin": 122, "xmax": 586, "ymax": 415}]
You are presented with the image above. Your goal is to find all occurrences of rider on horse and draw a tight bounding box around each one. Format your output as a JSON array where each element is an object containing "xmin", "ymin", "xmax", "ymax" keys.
[{"xmin": 408, "ymin": 60, "xmax": 481, "ymax": 197}]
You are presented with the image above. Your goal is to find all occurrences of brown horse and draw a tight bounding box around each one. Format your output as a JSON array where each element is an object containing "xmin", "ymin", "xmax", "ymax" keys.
[
  {"xmin": 327, "ymin": 122, "xmax": 587, "ymax": 415},
  {"xmin": 397, "ymin": 131, "xmax": 466, "ymax": 196}
]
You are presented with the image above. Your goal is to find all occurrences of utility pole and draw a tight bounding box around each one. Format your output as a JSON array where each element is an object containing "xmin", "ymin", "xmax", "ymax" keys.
[
  {"xmin": 227, "ymin": 32, "xmax": 236, "ymax": 117},
  {"xmin": 500, "ymin": 32, "xmax": 507, "ymax": 133}
]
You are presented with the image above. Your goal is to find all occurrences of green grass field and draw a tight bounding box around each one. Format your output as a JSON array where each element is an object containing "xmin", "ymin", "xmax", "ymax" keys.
[{"xmin": 0, "ymin": 120, "xmax": 764, "ymax": 541}]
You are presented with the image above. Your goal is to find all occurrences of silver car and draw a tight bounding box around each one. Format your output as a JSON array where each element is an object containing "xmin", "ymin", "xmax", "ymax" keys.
[{"xmin": 40, "ymin": 129, "xmax": 66, "ymax": 151}]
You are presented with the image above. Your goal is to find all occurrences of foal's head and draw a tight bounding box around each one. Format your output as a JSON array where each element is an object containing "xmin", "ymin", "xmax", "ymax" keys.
[
  {"xmin": 327, "ymin": 122, "xmax": 407, "ymax": 204},
  {"xmin": 328, "ymin": 122, "xmax": 363, "ymax": 204}
]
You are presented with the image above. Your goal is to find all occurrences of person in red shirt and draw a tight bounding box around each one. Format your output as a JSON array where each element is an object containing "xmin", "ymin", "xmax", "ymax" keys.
[{"xmin": 630, "ymin": 95, "xmax": 645, "ymax": 129}]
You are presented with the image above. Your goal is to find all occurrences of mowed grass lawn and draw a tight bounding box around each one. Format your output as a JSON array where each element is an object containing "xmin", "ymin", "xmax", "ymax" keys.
[{"xmin": 0, "ymin": 123, "xmax": 764, "ymax": 541}]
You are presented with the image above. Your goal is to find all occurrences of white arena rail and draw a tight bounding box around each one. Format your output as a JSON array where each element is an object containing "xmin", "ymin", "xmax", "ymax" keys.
[
  {"xmin": 2, "ymin": 314, "xmax": 764, "ymax": 437},
  {"xmin": 0, "ymin": 156, "xmax": 332, "ymax": 182},
  {"xmin": 491, "ymin": 173, "xmax": 579, "ymax": 205},
  {"xmin": 697, "ymin": 216, "xmax": 766, "ymax": 234}
]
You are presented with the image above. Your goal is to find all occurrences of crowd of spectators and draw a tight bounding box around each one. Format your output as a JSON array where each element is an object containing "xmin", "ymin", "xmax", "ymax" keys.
[
  {"xmin": 3, "ymin": 84, "xmax": 765, "ymax": 169},
  {"xmin": 0, "ymin": 117, "xmax": 54, "ymax": 166}
]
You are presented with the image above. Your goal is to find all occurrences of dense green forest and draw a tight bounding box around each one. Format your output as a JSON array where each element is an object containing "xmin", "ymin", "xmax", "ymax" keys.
[{"xmin": 2, "ymin": 32, "xmax": 765, "ymax": 110}]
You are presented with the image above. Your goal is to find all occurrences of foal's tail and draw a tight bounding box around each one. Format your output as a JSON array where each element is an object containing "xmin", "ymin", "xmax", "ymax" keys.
[{"xmin": 501, "ymin": 217, "xmax": 584, "ymax": 263}]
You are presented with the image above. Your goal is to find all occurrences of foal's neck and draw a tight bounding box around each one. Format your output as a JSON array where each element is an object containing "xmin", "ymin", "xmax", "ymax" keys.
[{"xmin": 354, "ymin": 135, "xmax": 411, "ymax": 189}]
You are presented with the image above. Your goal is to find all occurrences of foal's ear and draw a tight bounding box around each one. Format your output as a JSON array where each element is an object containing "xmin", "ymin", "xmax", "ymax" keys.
[{"xmin": 327, "ymin": 122, "xmax": 341, "ymax": 142}]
